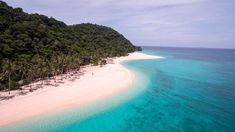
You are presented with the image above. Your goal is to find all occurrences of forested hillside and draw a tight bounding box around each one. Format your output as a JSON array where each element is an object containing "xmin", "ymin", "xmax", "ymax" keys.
[{"xmin": 0, "ymin": 1, "xmax": 141, "ymax": 91}]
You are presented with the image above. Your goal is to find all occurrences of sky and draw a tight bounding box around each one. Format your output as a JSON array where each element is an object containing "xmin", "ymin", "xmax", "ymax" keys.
[{"xmin": 4, "ymin": 0, "xmax": 235, "ymax": 48}]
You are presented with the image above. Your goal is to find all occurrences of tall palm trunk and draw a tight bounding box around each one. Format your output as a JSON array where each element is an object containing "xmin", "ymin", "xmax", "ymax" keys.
[{"xmin": 8, "ymin": 73, "xmax": 11, "ymax": 94}]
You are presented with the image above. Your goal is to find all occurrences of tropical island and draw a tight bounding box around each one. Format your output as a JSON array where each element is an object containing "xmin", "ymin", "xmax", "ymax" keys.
[
  {"xmin": 1, "ymin": 0, "xmax": 233, "ymax": 131},
  {"xmin": 0, "ymin": 1, "xmax": 161, "ymax": 127},
  {"xmin": 0, "ymin": 0, "xmax": 142, "ymax": 92}
]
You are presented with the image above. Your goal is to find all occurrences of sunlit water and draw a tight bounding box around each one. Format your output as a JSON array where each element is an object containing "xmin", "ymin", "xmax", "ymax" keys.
[{"xmin": 1, "ymin": 47, "xmax": 235, "ymax": 132}]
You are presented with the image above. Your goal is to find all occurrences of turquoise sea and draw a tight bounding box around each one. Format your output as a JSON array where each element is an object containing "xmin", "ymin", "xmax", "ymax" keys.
[{"xmin": 1, "ymin": 47, "xmax": 235, "ymax": 132}]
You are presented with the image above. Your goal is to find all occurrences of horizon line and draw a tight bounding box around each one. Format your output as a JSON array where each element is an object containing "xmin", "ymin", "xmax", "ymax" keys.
[{"xmin": 140, "ymin": 45, "xmax": 235, "ymax": 50}]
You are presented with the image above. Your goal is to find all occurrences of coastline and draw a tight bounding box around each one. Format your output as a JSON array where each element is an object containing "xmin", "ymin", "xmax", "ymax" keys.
[{"xmin": 0, "ymin": 52, "xmax": 162, "ymax": 127}]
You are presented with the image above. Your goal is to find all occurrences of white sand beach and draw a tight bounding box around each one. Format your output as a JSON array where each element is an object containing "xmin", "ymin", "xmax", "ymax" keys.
[{"xmin": 0, "ymin": 52, "xmax": 162, "ymax": 126}]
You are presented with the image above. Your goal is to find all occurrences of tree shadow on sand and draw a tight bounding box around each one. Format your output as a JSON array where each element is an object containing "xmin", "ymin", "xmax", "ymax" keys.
[
  {"xmin": 0, "ymin": 95, "xmax": 15, "ymax": 101},
  {"xmin": 0, "ymin": 70, "xmax": 86, "ymax": 102}
]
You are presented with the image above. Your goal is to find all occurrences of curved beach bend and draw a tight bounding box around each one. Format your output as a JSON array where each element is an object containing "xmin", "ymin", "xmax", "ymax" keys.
[{"xmin": 0, "ymin": 52, "xmax": 162, "ymax": 126}]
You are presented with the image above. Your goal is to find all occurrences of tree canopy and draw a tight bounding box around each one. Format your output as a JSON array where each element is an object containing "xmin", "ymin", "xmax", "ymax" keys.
[{"xmin": 0, "ymin": 1, "xmax": 141, "ymax": 91}]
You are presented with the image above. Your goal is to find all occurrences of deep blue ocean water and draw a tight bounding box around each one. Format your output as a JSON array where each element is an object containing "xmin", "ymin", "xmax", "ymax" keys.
[{"xmin": 1, "ymin": 47, "xmax": 235, "ymax": 132}]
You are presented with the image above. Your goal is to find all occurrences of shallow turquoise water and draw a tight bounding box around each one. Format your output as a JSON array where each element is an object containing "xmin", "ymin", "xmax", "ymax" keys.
[{"xmin": 1, "ymin": 47, "xmax": 235, "ymax": 132}]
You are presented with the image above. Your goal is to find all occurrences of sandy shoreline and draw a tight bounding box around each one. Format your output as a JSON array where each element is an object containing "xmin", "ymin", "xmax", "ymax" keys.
[{"xmin": 0, "ymin": 52, "xmax": 162, "ymax": 126}]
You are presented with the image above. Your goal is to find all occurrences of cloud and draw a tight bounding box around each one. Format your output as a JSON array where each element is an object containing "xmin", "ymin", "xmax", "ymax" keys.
[{"xmin": 4, "ymin": 0, "xmax": 235, "ymax": 48}]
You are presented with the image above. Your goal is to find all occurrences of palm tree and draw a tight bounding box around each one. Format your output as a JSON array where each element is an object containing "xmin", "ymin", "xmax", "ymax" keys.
[
  {"xmin": 27, "ymin": 67, "xmax": 35, "ymax": 90},
  {"xmin": 17, "ymin": 59, "xmax": 28, "ymax": 82},
  {"xmin": 51, "ymin": 55, "xmax": 60, "ymax": 82},
  {"xmin": 30, "ymin": 55, "xmax": 42, "ymax": 89},
  {"xmin": 2, "ymin": 59, "xmax": 16, "ymax": 94}
]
